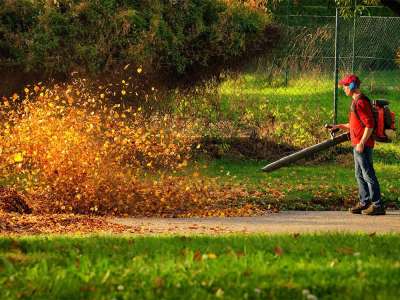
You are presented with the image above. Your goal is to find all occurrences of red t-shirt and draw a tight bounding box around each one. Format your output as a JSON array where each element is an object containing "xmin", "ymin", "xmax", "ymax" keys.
[{"xmin": 349, "ymin": 95, "xmax": 375, "ymax": 148}]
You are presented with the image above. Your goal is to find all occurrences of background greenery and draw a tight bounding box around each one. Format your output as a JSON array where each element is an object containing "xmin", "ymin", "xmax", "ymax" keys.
[{"xmin": 0, "ymin": 0, "xmax": 277, "ymax": 77}]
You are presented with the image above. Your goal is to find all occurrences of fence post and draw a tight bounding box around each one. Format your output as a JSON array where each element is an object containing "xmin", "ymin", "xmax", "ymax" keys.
[
  {"xmin": 333, "ymin": 7, "xmax": 340, "ymax": 125},
  {"xmin": 351, "ymin": 0, "xmax": 357, "ymax": 73},
  {"xmin": 284, "ymin": 0, "xmax": 290, "ymax": 87}
]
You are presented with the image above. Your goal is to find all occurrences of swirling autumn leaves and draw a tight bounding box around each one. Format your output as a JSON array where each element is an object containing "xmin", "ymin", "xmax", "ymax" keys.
[{"xmin": 0, "ymin": 82, "xmax": 268, "ymax": 217}]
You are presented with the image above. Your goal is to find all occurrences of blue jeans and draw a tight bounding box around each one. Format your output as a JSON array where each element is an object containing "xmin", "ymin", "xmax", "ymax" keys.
[{"xmin": 353, "ymin": 147, "xmax": 382, "ymax": 207}]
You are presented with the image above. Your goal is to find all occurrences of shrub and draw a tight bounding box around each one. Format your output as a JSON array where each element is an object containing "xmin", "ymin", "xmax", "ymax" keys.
[{"xmin": 0, "ymin": 0, "xmax": 278, "ymax": 77}]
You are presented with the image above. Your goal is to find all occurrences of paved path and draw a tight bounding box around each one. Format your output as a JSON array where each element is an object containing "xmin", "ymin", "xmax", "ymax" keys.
[{"xmin": 110, "ymin": 211, "xmax": 400, "ymax": 234}]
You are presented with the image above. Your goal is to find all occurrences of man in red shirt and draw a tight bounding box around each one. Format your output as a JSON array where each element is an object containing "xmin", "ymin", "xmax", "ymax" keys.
[{"xmin": 331, "ymin": 74, "xmax": 385, "ymax": 215}]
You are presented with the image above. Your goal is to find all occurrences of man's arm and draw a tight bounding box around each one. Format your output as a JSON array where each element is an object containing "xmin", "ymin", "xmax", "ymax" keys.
[
  {"xmin": 360, "ymin": 127, "xmax": 374, "ymax": 145},
  {"xmin": 355, "ymin": 127, "xmax": 374, "ymax": 153}
]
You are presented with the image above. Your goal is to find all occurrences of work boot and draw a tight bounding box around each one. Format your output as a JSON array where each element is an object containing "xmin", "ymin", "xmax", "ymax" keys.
[
  {"xmin": 362, "ymin": 204, "xmax": 386, "ymax": 216},
  {"xmin": 349, "ymin": 202, "xmax": 371, "ymax": 214}
]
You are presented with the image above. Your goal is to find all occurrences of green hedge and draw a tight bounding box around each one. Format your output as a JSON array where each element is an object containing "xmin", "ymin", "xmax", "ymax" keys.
[{"xmin": 0, "ymin": 0, "xmax": 278, "ymax": 77}]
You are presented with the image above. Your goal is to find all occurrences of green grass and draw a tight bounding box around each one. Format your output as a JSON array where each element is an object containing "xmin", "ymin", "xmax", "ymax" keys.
[
  {"xmin": 201, "ymin": 141, "xmax": 400, "ymax": 188},
  {"xmin": 1, "ymin": 234, "xmax": 400, "ymax": 300},
  {"xmin": 219, "ymin": 69, "xmax": 400, "ymax": 124},
  {"xmin": 196, "ymin": 144, "xmax": 400, "ymax": 209}
]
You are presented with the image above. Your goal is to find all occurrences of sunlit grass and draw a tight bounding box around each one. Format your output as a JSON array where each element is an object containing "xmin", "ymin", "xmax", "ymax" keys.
[
  {"xmin": 219, "ymin": 69, "xmax": 400, "ymax": 124},
  {"xmin": 194, "ymin": 139, "xmax": 400, "ymax": 209},
  {"xmin": 1, "ymin": 234, "xmax": 400, "ymax": 300}
]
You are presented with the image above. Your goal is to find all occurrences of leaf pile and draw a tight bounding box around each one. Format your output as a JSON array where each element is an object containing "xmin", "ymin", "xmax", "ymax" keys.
[
  {"xmin": 0, "ymin": 187, "xmax": 32, "ymax": 214},
  {"xmin": 0, "ymin": 212, "xmax": 130, "ymax": 235}
]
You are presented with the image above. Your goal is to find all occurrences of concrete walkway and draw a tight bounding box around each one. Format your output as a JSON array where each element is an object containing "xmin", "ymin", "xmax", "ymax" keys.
[{"xmin": 110, "ymin": 211, "xmax": 400, "ymax": 234}]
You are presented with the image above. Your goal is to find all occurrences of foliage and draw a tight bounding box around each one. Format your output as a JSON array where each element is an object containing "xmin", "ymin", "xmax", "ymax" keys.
[
  {"xmin": 0, "ymin": 0, "xmax": 277, "ymax": 77},
  {"xmin": 335, "ymin": 0, "xmax": 381, "ymax": 16}
]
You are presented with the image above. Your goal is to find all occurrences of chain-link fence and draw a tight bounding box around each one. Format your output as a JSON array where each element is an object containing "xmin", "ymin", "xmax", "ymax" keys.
[{"xmin": 264, "ymin": 2, "xmax": 400, "ymax": 124}]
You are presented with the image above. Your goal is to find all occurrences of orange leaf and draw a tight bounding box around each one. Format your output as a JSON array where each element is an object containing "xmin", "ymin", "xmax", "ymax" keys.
[
  {"xmin": 274, "ymin": 246, "xmax": 284, "ymax": 256},
  {"xmin": 193, "ymin": 250, "xmax": 202, "ymax": 261}
]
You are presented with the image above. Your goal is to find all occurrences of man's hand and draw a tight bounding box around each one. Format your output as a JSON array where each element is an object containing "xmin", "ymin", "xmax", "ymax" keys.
[
  {"xmin": 324, "ymin": 124, "xmax": 339, "ymax": 135},
  {"xmin": 357, "ymin": 128, "xmax": 373, "ymax": 153},
  {"xmin": 356, "ymin": 142, "xmax": 365, "ymax": 153},
  {"xmin": 326, "ymin": 123, "xmax": 350, "ymax": 131},
  {"xmin": 328, "ymin": 125, "xmax": 338, "ymax": 131}
]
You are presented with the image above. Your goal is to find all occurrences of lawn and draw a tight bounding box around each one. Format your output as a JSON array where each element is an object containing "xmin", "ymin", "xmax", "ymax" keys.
[
  {"xmin": 192, "ymin": 69, "xmax": 400, "ymax": 209},
  {"xmin": 1, "ymin": 234, "xmax": 400, "ymax": 300},
  {"xmin": 195, "ymin": 148, "xmax": 400, "ymax": 210}
]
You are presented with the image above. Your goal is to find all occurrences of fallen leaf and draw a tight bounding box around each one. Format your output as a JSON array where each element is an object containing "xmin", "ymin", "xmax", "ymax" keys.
[
  {"xmin": 154, "ymin": 276, "xmax": 165, "ymax": 288},
  {"xmin": 274, "ymin": 246, "xmax": 284, "ymax": 256},
  {"xmin": 336, "ymin": 247, "xmax": 354, "ymax": 255},
  {"xmin": 193, "ymin": 250, "xmax": 202, "ymax": 261},
  {"xmin": 236, "ymin": 251, "xmax": 245, "ymax": 257}
]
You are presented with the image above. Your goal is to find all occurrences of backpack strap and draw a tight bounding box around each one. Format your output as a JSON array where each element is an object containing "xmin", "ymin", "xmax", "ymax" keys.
[{"xmin": 351, "ymin": 94, "xmax": 374, "ymax": 129}]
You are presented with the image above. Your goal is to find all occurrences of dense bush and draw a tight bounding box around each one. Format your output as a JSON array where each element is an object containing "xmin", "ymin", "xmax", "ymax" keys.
[{"xmin": 0, "ymin": 0, "xmax": 278, "ymax": 77}]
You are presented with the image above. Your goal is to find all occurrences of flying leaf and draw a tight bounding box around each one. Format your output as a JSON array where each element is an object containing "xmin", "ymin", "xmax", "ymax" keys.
[
  {"xmin": 13, "ymin": 153, "xmax": 24, "ymax": 163},
  {"xmin": 12, "ymin": 93, "xmax": 19, "ymax": 101}
]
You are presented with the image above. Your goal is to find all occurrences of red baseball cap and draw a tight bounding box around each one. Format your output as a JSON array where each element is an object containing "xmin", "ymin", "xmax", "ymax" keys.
[{"xmin": 339, "ymin": 74, "xmax": 361, "ymax": 86}]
